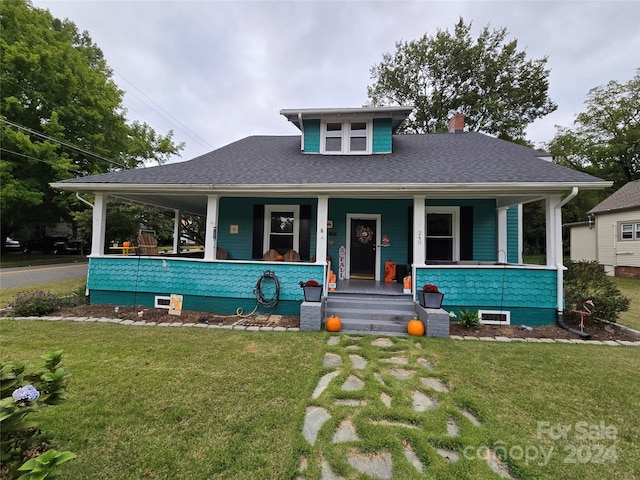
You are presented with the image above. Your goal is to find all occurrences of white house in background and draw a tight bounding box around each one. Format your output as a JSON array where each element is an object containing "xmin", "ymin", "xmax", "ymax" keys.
[{"xmin": 570, "ymin": 180, "xmax": 640, "ymax": 277}]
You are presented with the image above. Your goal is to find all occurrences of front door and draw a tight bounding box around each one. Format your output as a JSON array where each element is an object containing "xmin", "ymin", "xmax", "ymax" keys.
[{"xmin": 349, "ymin": 218, "xmax": 377, "ymax": 279}]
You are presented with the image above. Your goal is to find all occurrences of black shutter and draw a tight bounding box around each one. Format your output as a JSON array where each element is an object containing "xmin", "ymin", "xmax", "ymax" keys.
[
  {"xmin": 299, "ymin": 205, "xmax": 311, "ymax": 261},
  {"xmin": 460, "ymin": 206, "xmax": 473, "ymax": 260},
  {"xmin": 252, "ymin": 204, "xmax": 264, "ymax": 259},
  {"xmin": 407, "ymin": 206, "xmax": 414, "ymax": 265}
]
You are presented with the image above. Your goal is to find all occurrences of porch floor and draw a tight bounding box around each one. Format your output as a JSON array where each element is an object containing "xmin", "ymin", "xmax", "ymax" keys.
[{"xmin": 331, "ymin": 279, "xmax": 408, "ymax": 296}]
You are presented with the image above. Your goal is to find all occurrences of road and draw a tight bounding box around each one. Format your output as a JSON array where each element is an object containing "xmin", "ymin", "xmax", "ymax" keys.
[{"xmin": 0, "ymin": 262, "xmax": 88, "ymax": 289}]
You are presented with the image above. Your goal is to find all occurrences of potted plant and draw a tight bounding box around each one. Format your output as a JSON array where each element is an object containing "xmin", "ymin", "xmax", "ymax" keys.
[
  {"xmin": 300, "ymin": 280, "xmax": 323, "ymax": 302},
  {"xmin": 418, "ymin": 284, "xmax": 444, "ymax": 309}
]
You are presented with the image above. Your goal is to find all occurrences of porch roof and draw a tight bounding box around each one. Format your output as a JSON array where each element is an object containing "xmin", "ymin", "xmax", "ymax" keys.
[{"xmin": 52, "ymin": 132, "xmax": 611, "ymax": 215}]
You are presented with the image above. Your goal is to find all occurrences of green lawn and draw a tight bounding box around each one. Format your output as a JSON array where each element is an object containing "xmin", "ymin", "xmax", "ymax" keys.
[
  {"xmin": 1, "ymin": 321, "xmax": 638, "ymax": 479},
  {"xmin": 611, "ymin": 276, "xmax": 640, "ymax": 331}
]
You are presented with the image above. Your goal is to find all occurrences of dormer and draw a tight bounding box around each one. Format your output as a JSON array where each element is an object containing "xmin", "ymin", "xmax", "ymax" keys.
[{"xmin": 280, "ymin": 106, "xmax": 413, "ymax": 154}]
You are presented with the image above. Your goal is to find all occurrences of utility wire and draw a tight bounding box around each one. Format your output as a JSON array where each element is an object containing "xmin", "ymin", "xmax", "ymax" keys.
[
  {"xmin": 114, "ymin": 69, "xmax": 214, "ymax": 151},
  {"xmin": 0, "ymin": 147, "xmax": 81, "ymax": 174},
  {"xmin": 1, "ymin": 118, "xmax": 129, "ymax": 170}
]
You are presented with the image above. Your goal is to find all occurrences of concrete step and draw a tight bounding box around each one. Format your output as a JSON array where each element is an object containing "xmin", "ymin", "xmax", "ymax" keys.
[
  {"xmin": 325, "ymin": 292, "xmax": 417, "ymax": 335},
  {"xmin": 338, "ymin": 317, "xmax": 409, "ymax": 334}
]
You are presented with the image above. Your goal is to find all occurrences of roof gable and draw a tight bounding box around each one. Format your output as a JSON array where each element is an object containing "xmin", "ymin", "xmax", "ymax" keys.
[{"xmin": 589, "ymin": 180, "xmax": 640, "ymax": 214}]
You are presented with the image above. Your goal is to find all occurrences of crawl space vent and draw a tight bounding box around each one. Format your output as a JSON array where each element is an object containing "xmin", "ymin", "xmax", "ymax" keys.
[
  {"xmin": 478, "ymin": 310, "xmax": 511, "ymax": 325},
  {"xmin": 155, "ymin": 296, "xmax": 171, "ymax": 309}
]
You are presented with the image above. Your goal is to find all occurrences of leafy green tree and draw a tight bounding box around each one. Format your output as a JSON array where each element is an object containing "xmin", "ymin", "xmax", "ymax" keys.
[
  {"xmin": 0, "ymin": 0, "xmax": 183, "ymax": 244},
  {"xmin": 549, "ymin": 69, "xmax": 640, "ymax": 191},
  {"xmin": 367, "ymin": 17, "xmax": 557, "ymax": 142}
]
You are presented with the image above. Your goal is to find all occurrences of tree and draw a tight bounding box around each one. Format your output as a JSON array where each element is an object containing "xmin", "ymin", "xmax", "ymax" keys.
[
  {"xmin": 549, "ymin": 70, "xmax": 640, "ymax": 191},
  {"xmin": 367, "ymin": 18, "xmax": 557, "ymax": 142},
  {"xmin": 0, "ymin": 0, "xmax": 184, "ymax": 243}
]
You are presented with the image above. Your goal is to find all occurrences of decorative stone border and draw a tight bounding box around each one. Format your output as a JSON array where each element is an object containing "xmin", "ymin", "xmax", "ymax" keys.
[
  {"xmin": 4, "ymin": 316, "xmax": 640, "ymax": 345},
  {"xmin": 6, "ymin": 316, "xmax": 300, "ymax": 331}
]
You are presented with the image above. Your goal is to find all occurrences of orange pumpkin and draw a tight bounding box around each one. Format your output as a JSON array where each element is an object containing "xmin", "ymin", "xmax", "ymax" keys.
[
  {"xmin": 326, "ymin": 315, "xmax": 342, "ymax": 332},
  {"xmin": 276, "ymin": 254, "xmax": 283, "ymax": 261},
  {"xmin": 122, "ymin": 241, "xmax": 132, "ymax": 248},
  {"xmin": 407, "ymin": 318, "xmax": 425, "ymax": 336}
]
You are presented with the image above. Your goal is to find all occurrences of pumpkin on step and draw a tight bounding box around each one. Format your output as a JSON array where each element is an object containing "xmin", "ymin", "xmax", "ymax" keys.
[
  {"xmin": 326, "ymin": 315, "xmax": 342, "ymax": 332},
  {"xmin": 407, "ymin": 318, "xmax": 425, "ymax": 336}
]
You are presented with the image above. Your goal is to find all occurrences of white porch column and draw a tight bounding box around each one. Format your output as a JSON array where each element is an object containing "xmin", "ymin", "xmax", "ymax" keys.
[
  {"xmin": 413, "ymin": 195, "xmax": 426, "ymax": 267},
  {"xmin": 497, "ymin": 206, "xmax": 508, "ymax": 263},
  {"xmin": 545, "ymin": 195, "xmax": 562, "ymax": 267},
  {"xmin": 204, "ymin": 195, "xmax": 219, "ymax": 261},
  {"xmin": 517, "ymin": 204, "xmax": 524, "ymax": 264},
  {"xmin": 172, "ymin": 210, "xmax": 181, "ymax": 254},
  {"xmin": 91, "ymin": 193, "xmax": 106, "ymax": 257},
  {"xmin": 315, "ymin": 195, "xmax": 329, "ymax": 264}
]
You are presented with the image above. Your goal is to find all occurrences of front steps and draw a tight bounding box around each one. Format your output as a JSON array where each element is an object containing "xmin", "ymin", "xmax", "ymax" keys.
[{"xmin": 325, "ymin": 293, "xmax": 416, "ymax": 335}]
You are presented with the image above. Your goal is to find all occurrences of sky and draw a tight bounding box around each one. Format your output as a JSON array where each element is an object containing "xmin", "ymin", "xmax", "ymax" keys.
[{"xmin": 34, "ymin": 0, "xmax": 640, "ymax": 163}]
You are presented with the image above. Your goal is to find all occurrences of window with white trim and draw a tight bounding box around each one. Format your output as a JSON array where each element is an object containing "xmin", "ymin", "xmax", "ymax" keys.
[
  {"xmin": 322, "ymin": 120, "xmax": 371, "ymax": 154},
  {"xmin": 425, "ymin": 207, "xmax": 460, "ymax": 261},
  {"xmin": 264, "ymin": 205, "xmax": 300, "ymax": 254},
  {"xmin": 619, "ymin": 221, "xmax": 640, "ymax": 240}
]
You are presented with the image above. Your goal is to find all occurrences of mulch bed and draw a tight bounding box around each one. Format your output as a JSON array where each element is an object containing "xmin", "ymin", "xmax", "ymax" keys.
[
  {"xmin": 4, "ymin": 304, "xmax": 638, "ymax": 341},
  {"xmin": 449, "ymin": 317, "xmax": 640, "ymax": 342},
  {"xmin": 50, "ymin": 304, "xmax": 301, "ymax": 328}
]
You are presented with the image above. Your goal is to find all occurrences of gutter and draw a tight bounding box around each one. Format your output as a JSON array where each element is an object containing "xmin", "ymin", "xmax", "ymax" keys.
[
  {"xmin": 76, "ymin": 192, "xmax": 94, "ymax": 208},
  {"xmin": 554, "ymin": 187, "xmax": 591, "ymax": 338}
]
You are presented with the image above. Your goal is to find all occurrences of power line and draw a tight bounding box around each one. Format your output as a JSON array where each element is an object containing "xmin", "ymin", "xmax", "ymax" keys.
[
  {"xmin": 114, "ymin": 69, "xmax": 214, "ymax": 151},
  {"xmin": 1, "ymin": 118, "xmax": 129, "ymax": 170},
  {"xmin": 0, "ymin": 147, "xmax": 82, "ymax": 174}
]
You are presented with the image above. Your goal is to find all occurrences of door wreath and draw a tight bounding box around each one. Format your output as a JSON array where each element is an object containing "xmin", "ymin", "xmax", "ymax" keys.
[{"xmin": 355, "ymin": 225, "xmax": 374, "ymax": 244}]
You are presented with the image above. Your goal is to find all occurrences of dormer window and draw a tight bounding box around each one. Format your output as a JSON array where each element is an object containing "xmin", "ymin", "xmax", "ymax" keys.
[{"xmin": 322, "ymin": 121, "xmax": 371, "ymax": 154}]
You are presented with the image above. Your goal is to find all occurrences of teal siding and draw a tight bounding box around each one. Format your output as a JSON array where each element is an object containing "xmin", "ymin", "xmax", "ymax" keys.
[
  {"xmin": 372, "ymin": 118, "xmax": 392, "ymax": 153},
  {"xmin": 327, "ymin": 198, "xmax": 412, "ymax": 274},
  {"xmin": 87, "ymin": 257, "xmax": 324, "ymax": 315},
  {"xmin": 507, "ymin": 206, "xmax": 520, "ymax": 263},
  {"xmin": 303, "ymin": 119, "xmax": 320, "ymax": 153},
  {"xmin": 217, "ymin": 197, "xmax": 317, "ymax": 260},
  {"xmin": 416, "ymin": 266, "xmax": 558, "ymax": 325},
  {"xmin": 427, "ymin": 199, "xmax": 496, "ymax": 261}
]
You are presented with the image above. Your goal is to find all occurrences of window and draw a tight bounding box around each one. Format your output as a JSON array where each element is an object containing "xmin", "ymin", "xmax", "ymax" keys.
[
  {"xmin": 425, "ymin": 207, "xmax": 460, "ymax": 261},
  {"xmin": 619, "ymin": 222, "xmax": 640, "ymax": 241},
  {"xmin": 264, "ymin": 205, "xmax": 300, "ymax": 254},
  {"xmin": 322, "ymin": 120, "xmax": 370, "ymax": 154}
]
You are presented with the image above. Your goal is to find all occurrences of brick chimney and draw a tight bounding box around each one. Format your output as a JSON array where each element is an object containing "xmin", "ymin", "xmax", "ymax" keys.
[{"xmin": 448, "ymin": 113, "xmax": 465, "ymax": 133}]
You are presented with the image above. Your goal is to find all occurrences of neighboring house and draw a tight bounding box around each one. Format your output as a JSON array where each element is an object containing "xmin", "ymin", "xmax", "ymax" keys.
[
  {"xmin": 570, "ymin": 180, "xmax": 640, "ymax": 277},
  {"xmin": 51, "ymin": 106, "xmax": 610, "ymax": 326}
]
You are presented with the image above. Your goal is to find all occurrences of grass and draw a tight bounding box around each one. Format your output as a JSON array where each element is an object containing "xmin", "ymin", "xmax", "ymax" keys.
[
  {"xmin": 610, "ymin": 276, "xmax": 640, "ymax": 331},
  {"xmin": 0, "ymin": 278, "xmax": 86, "ymax": 307},
  {"xmin": 1, "ymin": 322, "xmax": 639, "ymax": 479}
]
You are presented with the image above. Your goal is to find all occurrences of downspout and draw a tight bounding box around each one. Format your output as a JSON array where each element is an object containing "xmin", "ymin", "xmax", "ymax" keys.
[
  {"xmin": 554, "ymin": 187, "xmax": 590, "ymax": 338},
  {"xmin": 76, "ymin": 192, "xmax": 94, "ymax": 208}
]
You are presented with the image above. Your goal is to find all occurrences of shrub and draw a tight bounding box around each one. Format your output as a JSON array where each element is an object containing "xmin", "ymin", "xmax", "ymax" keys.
[
  {"xmin": 11, "ymin": 291, "xmax": 61, "ymax": 316},
  {"xmin": 458, "ymin": 309, "xmax": 480, "ymax": 329},
  {"xmin": 564, "ymin": 261, "xmax": 630, "ymax": 323},
  {"xmin": 0, "ymin": 351, "xmax": 73, "ymax": 478}
]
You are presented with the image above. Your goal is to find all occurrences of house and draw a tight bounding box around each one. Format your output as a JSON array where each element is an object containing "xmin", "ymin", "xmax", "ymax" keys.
[
  {"xmin": 569, "ymin": 180, "xmax": 640, "ymax": 278},
  {"xmin": 51, "ymin": 106, "xmax": 610, "ymax": 328}
]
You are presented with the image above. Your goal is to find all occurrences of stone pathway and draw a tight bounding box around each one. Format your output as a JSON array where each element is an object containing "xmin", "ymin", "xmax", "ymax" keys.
[{"xmin": 298, "ymin": 335, "xmax": 516, "ymax": 480}]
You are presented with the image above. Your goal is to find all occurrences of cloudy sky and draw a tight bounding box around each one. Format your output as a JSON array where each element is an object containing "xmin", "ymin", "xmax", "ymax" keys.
[{"xmin": 34, "ymin": 0, "xmax": 640, "ymax": 163}]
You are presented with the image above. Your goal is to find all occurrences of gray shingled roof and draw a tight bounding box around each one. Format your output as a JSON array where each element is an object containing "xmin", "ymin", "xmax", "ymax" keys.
[
  {"xmin": 589, "ymin": 180, "xmax": 640, "ymax": 214},
  {"xmin": 59, "ymin": 132, "xmax": 604, "ymax": 187}
]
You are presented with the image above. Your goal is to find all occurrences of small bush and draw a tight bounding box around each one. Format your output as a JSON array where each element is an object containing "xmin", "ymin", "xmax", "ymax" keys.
[
  {"xmin": 458, "ymin": 309, "xmax": 480, "ymax": 329},
  {"xmin": 1, "ymin": 351, "xmax": 73, "ymax": 478},
  {"xmin": 564, "ymin": 261, "xmax": 630, "ymax": 323},
  {"xmin": 11, "ymin": 291, "xmax": 61, "ymax": 316}
]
